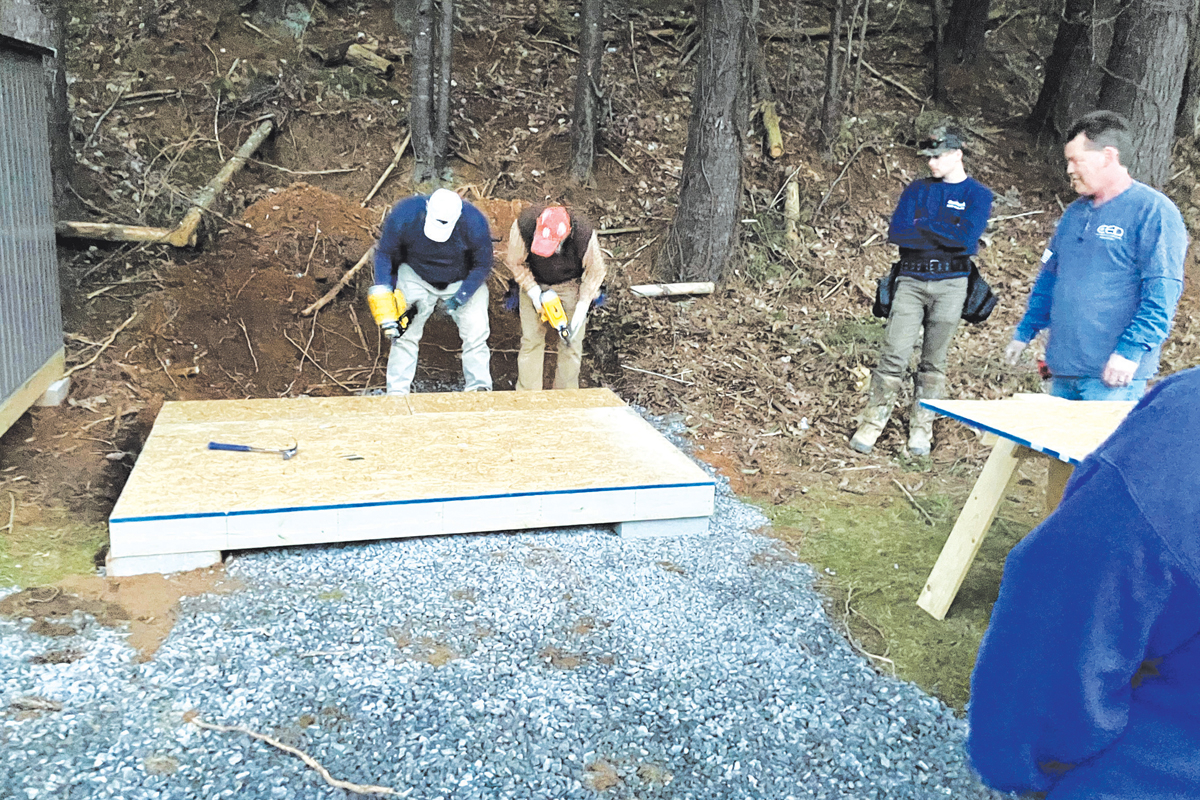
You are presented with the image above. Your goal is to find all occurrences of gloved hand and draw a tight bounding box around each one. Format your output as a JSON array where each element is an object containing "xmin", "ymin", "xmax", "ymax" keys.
[
  {"xmin": 1101, "ymin": 353, "xmax": 1138, "ymax": 388},
  {"xmin": 568, "ymin": 304, "xmax": 588, "ymax": 341},
  {"xmin": 526, "ymin": 286, "xmax": 543, "ymax": 313},
  {"xmin": 445, "ymin": 293, "xmax": 464, "ymax": 312},
  {"xmin": 1003, "ymin": 339, "xmax": 1027, "ymax": 365}
]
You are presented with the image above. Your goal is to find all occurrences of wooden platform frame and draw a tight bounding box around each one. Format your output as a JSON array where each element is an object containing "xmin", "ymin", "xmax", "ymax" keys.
[
  {"xmin": 915, "ymin": 395, "xmax": 1134, "ymax": 620},
  {"xmin": 108, "ymin": 389, "xmax": 715, "ymax": 576},
  {"xmin": 0, "ymin": 347, "xmax": 64, "ymax": 439}
]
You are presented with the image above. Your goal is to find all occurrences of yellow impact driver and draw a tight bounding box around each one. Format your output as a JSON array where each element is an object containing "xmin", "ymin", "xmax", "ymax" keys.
[
  {"xmin": 539, "ymin": 289, "xmax": 571, "ymax": 343},
  {"xmin": 367, "ymin": 284, "xmax": 418, "ymax": 340}
]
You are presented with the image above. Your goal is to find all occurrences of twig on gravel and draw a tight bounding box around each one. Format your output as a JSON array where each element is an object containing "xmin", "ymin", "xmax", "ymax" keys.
[
  {"xmin": 237, "ymin": 318, "xmax": 259, "ymax": 373},
  {"xmin": 892, "ymin": 478, "xmax": 934, "ymax": 526},
  {"xmin": 65, "ymin": 311, "xmax": 139, "ymax": 378},
  {"xmin": 186, "ymin": 713, "xmax": 403, "ymax": 796},
  {"xmin": 621, "ymin": 364, "xmax": 695, "ymax": 385},
  {"xmin": 843, "ymin": 585, "xmax": 897, "ymax": 676}
]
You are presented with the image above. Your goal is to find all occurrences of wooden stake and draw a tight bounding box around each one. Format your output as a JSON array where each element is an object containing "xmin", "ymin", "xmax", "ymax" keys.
[
  {"xmin": 361, "ymin": 133, "xmax": 411, "ymax": 206},
  {"xmin": 784, "ymin": 179, "xmax": 801, "ymax": 242}
]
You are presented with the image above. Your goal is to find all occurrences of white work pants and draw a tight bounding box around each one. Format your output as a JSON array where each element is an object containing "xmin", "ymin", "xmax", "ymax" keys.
[{"xmin": 386, "ymin": 263, "xmax": 492, "ymax": 394}]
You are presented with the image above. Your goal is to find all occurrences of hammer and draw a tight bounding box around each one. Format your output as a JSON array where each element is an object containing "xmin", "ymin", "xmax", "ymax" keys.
[{"xmin": 208, "ymin": 440, "xmax": 299, "ymax": 460}]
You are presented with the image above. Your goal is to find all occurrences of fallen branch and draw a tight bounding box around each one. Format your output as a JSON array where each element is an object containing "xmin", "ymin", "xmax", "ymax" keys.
[
  {"xmin": 814, "ymin": 139, "xmax": 874, "ymax": 218},
  {"xmin": 841, "ymin": 48, "xmax": 924, "ymax": 104},
  {"xmin": 989, "ymin": 209, "xmax": 1044, "ymax": 223},
  {"xmin": 64, "ymin": 311, "xmax": 138, "ymax": 378},
  {"xmin": 362, "ymin": 133, "xmax": 411, "ymax": 206},
  {"xmin": 621, "ymin": 364, "xmax": 695, "ymax": 385},
  {"xmin": 892, "ymin": 478, "xmax": 934, "ymax": 526},
  {"xmin": 187, "ymin": 714, "xmax": 402, "ymax": 796},
  {"xmin": 165, "ymin": 117, "xmax": 277, "ymax": 247},
  {"xmin": 282, "ymin": 330, "xmax": 354, "ymax": 392},
  {"xmin": 602, "ymin": 147, "xmax": 635, "ymax": 175},
  {"xmin": 83, "ymin": 88, "xmax": 126, "ymax": 150},
  {"xmin": 629, "ymin": 281, "xmax": 715, "ymax": 298},
  {"xmin": 302, "ymin": 247, "xmax": 375, "ymax": 316},
  {"xmin": 237, "ymin": 318, "xmax": 259, "ymax": 373},
  {"xmin": 597, "ymin": 226, "xmax": 645, "ymax": 236}
]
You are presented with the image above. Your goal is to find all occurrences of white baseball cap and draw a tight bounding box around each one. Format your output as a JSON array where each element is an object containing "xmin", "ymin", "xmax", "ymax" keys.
[{"xmin": 423, "ymin": 188, "xmax": 463, "ymax": 242}]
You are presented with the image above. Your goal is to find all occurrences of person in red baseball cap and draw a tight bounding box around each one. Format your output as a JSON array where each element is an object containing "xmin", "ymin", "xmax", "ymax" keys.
[{"xmin": 505, "ymin": 204, "xmax": 606, "ymax": 390}]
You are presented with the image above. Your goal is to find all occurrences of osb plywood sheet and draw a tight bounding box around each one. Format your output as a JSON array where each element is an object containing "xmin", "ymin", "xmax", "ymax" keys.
[
  {"xmin": 111, "ymin": 390, "xmax": 711, "ymax": 521},
  {"xmin": 924, "ymin": 397, "xmax": 1136, "ymax": 464}
]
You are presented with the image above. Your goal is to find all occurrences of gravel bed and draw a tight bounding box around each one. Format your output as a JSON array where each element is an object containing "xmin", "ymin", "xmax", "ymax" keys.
[{"xmin": 1, "ymin": 413, "xmax": 1007, "ymax": 800}]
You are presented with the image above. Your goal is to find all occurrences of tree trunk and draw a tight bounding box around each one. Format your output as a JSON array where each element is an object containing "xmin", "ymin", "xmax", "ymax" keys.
[
  {"xmin": 654, "ymin": 0, "xmax": 754, "ymax": 282},
  {"xmin": 942, "ymin": 0, "xmax": 990, "ymax": 65},
  {"xmin": 1098, "ymin": 0, "xmax": 1190, "ymax": 187},
  {"xmin": 393, "ymin": 0, "xmax": 419, "ymax": 33},
  {"xmin": 570, "ymin": 0, "xmax": 604, "ymax": 184},
  {"xmin": 409, "ymin": 0, "xmax": 436, "ymax": 184},
  {"xmin": 930, "ymin": 0, "xmax": 947, "ymax": 104},
  {"xmin": 1027, "ymin": 0, "xmax": 1119, "ymax": 144},
  {"xmin": 1174, "ymin": 0, "xmax": 1200, "ymax": 139},
  {"xmin": 33, "ymin": 0, "xmax": 76, "ymax": 220},
  {"xmin": 818, "ymin": 0, "xmax": 844, "ymax": 150},
  {"xmin": 433, "ymin": 0, "xmax": 452, "ymax": 174}
]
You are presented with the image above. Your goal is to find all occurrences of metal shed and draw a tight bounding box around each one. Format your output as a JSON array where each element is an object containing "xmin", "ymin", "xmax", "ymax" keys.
[{"xmin": 0, "ymin": 2, "xmax": 64, "ymax": 439}]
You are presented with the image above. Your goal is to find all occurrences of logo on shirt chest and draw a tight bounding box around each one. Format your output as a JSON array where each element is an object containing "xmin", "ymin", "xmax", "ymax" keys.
[
  {"xmin": 1095, "ymin": 224, "xmax": 1124, "ymax": 241},
  {"xmin": 946, "ymin": 200, "xmax": 966, "ymax": 211}
]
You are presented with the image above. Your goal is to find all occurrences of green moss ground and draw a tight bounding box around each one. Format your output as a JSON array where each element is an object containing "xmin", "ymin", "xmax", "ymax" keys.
[{"xmin": 764, "ymin": 480, "xmax": 1042, "ymax": 710}]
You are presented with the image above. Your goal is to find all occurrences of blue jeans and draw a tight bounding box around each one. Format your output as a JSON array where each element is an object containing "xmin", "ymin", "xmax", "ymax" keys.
[{"xmin": 1049, "ymin": 376, "xmax": 1148, "ymax": 401}]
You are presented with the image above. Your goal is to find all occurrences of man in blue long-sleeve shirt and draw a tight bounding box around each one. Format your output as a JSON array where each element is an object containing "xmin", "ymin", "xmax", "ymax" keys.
[
  {"xmin": 1004, "ymin": 111, "xmax": 1187, "ymax": 400},
  {"xmin": 851, "ymin": 125, "xmax": 993, "ymax": 455},
  {"xmin": 968, "ymin": 366, "xmax": 1200, "ymax": 799},
  {"xmin": 372, "ymin": 188, "xmax": 494, "ymax": 393}
]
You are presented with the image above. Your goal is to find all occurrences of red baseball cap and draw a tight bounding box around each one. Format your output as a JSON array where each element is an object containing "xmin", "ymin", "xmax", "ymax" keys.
[{"xmin": 531, "ymin": 206, "xmax": 571, "ymax": 257}]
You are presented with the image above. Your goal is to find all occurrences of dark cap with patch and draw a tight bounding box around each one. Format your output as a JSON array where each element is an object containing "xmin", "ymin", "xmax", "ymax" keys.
[{"xmin": 917, "ymin": 126, "xmax": 966, "ymax": 156}]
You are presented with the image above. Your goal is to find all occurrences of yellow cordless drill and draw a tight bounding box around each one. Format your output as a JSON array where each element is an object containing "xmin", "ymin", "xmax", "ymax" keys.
[
  {"xmin": 539, "ymin": 289, "xmax": 570, "ymax": 343},
  {"xmin": 367, "ymin": 284, "xmax": 417, "ymax": 340}
]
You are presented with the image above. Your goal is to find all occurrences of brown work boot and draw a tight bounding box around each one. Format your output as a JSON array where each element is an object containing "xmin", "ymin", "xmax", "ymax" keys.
[
  {"xmin": 849, "ymin": 374, "xmax": 902, "ymax": 454},
  {"xmin": 907, "ymin": 373, "xmax": 946, "ymax": 456}
]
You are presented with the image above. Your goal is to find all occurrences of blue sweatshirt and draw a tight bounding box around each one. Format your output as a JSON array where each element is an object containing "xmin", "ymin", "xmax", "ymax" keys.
[
  {"xmin": 888, "ymin": 176, "xmax": 993, "ymax": 279},
  {"xmin": 1014, "ymin": 182, "xmax": 1186, "ymax": 380},
  {"xmin": 373, "ymin": 194, "xmax": 494, "ymax": 305},
  {"xmin": 968, "ymin": 367, "xmax": 1200, "ymax": 799}
]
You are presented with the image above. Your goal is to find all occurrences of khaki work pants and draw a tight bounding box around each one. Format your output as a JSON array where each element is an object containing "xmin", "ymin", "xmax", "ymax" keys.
[
  {"xmin": 876, "ymin": 275, "xmax": 967, "ymax": 381},
  {"xmin": 516, "ymin": 281, "xmax": 587, "ymax": 391}
]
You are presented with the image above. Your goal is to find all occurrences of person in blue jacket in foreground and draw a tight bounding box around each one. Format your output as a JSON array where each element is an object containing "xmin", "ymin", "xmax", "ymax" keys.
[
  {"xmin": 1004, "ymin": 111, "xmax": 1187, "ymax": 400},
  {"xmin": 968, "ymin": 366, "xmax": 1200, "ymax": 799},
  {"xmin": 373, "ymin": 188, "xmax": 494, "ymax": 393}
]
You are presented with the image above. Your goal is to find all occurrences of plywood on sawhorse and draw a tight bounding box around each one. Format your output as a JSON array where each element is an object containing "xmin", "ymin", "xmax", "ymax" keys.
[
  {"xmin": 108, "ymin": 389, "xmax": 715, "ymax": 576},
  {"xmin": 916, "ymin": 395, "xmax": 1135, "ymax": 620}
]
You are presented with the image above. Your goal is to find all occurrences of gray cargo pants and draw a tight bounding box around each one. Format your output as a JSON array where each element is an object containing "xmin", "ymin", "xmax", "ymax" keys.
[{"xmin": 876, "ymin": 276, "xmax": 967, "ymax": 380}]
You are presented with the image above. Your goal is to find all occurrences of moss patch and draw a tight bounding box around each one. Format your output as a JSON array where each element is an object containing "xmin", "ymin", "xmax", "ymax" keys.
[
  {"xmin": 764, "ymin": 483, "xmax": 1039, "ymax": 710},
  {"xmin": 0, "ymin": 497, "xmax": 107, "ymax": 589}
]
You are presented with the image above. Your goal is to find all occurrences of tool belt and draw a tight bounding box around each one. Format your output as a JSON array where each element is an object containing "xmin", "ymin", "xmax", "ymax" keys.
[{"xmin": 897, "ymin": 256, "xmax": 970, "ymax": 276}]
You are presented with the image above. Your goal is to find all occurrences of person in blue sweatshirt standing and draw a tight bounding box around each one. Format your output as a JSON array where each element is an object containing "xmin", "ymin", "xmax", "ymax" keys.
[
  {"xmin": 373, "ymin": 188, "xmax": 494, "ymax": 394},
  {"xmin": 850, "ymin": 125, "xmax": 993, "ymax": 456},
  {"xmin": 968, "ymin": 366, "xmax": 1200, "ymax": 799},
  {"xmin": 1004, "ymin": 111, "xmax": 1187, "ymax": 400}
]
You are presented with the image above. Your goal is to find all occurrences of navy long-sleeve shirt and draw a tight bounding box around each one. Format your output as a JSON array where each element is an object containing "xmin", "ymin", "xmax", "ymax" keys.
[
  {"xmin": 373, "ymin": 194, "xmax": 494, "ymax": 305},
  {"xmin": 968, "ymin": 367, "xmax": 1200, "ymax": 798},
  {"xmin": 888, "ymin": 176, "xmax": 993, "ymax": 256}
]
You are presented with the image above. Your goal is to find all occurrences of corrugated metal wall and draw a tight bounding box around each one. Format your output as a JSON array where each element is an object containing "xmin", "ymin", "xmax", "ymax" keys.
[{"xmin": 0, "ymin": 43, "xmax": 61, "ymax": 405}]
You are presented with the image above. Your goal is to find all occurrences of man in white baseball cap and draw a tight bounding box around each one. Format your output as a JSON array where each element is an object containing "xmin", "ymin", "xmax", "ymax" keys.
[{"xmin": 372, "ymin": 188, "xmax": 495, "ymax": 393}]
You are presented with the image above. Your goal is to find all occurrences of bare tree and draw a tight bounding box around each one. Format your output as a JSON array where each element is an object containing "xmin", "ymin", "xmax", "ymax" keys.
[
  {"xmin": 930, "ymin": 0, "xmax": 947, "ymax": 103},
  {"xmin": 1027, "ymin": 0, "xmax": 1119, "ymax": 144},
  {"xmin": 942, "ymin": 0, "xmax": 990, "ymax": 65},
  {"xmin": 570, "ymin": 0, "xmax": 604, "ymax": 184},
  {"xmin": 655, "ymin": 0, "xmax": 755, "ymax": 282},
  {"xmin": 405, "ymin": 0, "xmax": 453, "ymax": 183},
  {"xmin": 1098, "ymin": 0, "xmax": 1190, "ymax": 186},
  {"xmin": 819, "ymin": 0, "xmax": 845, "ymax": 150}
]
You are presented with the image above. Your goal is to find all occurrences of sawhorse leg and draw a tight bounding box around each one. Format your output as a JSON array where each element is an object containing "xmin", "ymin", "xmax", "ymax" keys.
[{"xmin": 917, "ymin": 439, "xmax": 1025, "ymax": 620}]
